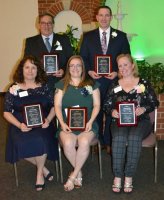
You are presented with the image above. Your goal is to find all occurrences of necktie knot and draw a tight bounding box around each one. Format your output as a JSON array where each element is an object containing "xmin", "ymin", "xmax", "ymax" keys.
[{"xmin": 102, "ymin": 31, "xmax": 106, "ymax": 36}]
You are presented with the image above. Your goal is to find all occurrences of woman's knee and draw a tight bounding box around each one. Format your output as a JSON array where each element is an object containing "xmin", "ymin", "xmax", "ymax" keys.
[{"xmin": 78, "ymin": 137, "xmax": 90, "ymax": 149}]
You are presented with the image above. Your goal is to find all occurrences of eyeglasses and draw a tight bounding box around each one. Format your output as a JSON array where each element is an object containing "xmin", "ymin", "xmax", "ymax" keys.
[
  {"xmin": 40, "ymin": 22, "xmax": 53, "ymax": 26},
  {"xmin": 69, "ymin": 64, "xmax": 82, "ymax": 68}
]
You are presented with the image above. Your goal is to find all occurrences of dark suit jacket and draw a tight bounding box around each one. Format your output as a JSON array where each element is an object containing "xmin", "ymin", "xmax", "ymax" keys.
[
  {"xmin": 24, "ymin": 33, "xmax": 73, "ymax": 90},
  {"xmin": 80, "ymin": 27, "xmax": 131, "ymax": 73},
  {"xmin": 24, "ymin": 33, "xmax": 73, "ymax": 71},
  {"xmin": 80, "ymin": 27, "xmax": 131, "ymax": 99}
]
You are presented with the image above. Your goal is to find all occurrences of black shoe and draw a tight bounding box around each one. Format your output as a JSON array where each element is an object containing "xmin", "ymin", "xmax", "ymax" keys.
[
  {"xmin": 35, "ymin": 183, "xmax": 45, "ymax": 191},
  {"xmin": 45, "ymin": 172, "xmax": 54, "ymax": 182}
]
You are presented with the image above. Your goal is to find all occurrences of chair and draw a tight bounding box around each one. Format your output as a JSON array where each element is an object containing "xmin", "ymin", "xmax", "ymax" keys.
[
  {"xmin": 58, "ymin": 138, "xmax": 102, "ymax": 183},
  {"xmin": 13, "ymin": 160, "xmax": 59, "ymax": 187},
  {"xmin": 142, "ymin": 108, "xmax": 158, "ymax": 183}
]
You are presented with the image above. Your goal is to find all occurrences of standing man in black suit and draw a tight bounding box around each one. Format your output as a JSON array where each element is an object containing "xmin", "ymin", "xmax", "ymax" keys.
[
  {"xmin": 24, "ymin": 13, "xmax": 73, "ymax": 91},
  {"xmin": 80, "ymin": 6, "xmax": 131, "ymax": 152}
]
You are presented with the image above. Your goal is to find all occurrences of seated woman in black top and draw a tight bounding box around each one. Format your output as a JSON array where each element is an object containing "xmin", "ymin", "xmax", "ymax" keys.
[{"xmin": 103, "ymin": 54, "xmax": 159, "ymax": 193}]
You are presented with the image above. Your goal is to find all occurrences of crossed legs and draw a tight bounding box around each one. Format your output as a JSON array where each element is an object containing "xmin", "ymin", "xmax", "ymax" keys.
[
  {"xmin": 59, "ymin": 131, "xmax": 96, "ymax": 190},
  {"xmin": 25, "ymin": 154, "xmax": 48, "ymax": 190}
]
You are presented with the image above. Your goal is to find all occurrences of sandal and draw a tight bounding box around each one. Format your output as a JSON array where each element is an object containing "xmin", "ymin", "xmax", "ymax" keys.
[
  {"xmin": 112, "ymin": 177, "xmax": 122, "ymax": 193},
  {"xmin": 35, "ymin": 183, "xmax": 45, "ymax": 192},
  {"xmin": 45, "ymin": 172, "xmax": 53, "ymax": 182},
  {"xmin": 74, "ymin": 171, "xmax": 82, "ymax": 188},
  {"xmin": 64, "ymin": 176, "xmax": 75, "ymax": 191},
  {"xmin": 74, "ymin": 177, "xmax": 83, "ymax": 188},
  {"xmin": 124, "ymin": 177, "xmax": 133, "ymax": 193}
]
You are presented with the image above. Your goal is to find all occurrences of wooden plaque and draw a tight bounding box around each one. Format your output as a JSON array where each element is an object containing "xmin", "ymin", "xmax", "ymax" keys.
[{"xmin": 67, "ymin": 107, "xmax": 87, "ymax": 131}]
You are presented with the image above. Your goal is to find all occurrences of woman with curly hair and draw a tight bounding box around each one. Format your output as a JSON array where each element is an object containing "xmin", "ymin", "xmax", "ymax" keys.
[{"xmin": 4, "ymin": 55, "xmax": 58, "ymax": 191}]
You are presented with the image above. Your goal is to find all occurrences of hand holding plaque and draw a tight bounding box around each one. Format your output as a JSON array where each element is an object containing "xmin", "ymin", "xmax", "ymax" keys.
[
  {"xmin": 23, "ymin": 103, "xmax": 45, "ymax": 128},
  {"xmin": 43, "ymin": 54, "xmax": 59, "ymax": 74},
  {"xmin": 67, "ymin": 107, "xmax": 87, "ymax": 131},
  {"xmin": 95, "ymin": 54, "xmax": 112, "ymax": 76},
  {"xmin": 117, "ymin": 101, "xmax": 137, "ymax": 127}
]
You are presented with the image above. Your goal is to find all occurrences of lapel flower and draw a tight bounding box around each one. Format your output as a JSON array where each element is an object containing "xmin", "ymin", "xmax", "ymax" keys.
[
  {"xmin": 135, "ymin": 84, "xmax": 145, "ymax": 93},
  {"xmin": 111, "ymin": 31, "xmax": 117, "ymax": 38},
  {"xmin": 54, "ymin": 40, "xmax": 62, "ymax": 50},
  {"xmin": 81, "ymin": 85, "xmax": 93, "ymax": 97},
  {"xmin": 9, "ymin": 84, "xmax": 20, "ymax": 96}
]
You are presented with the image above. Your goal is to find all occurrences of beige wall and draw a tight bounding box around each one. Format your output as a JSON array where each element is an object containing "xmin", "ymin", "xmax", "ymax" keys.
[{"xmin": 0, "ymin": 0, "xmax": 38, "ymax": 92}]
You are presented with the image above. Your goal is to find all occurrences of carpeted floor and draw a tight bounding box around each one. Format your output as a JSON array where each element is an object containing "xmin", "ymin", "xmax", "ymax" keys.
[{"xmin": 0, "ymin": 95, "xmax": 164, "ymax": 200}]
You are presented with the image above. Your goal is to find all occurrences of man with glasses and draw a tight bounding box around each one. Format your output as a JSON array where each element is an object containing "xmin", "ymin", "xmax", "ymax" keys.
[{"xmin": 24, "ymin": 13, "xmax": 73, "ymax": 91}]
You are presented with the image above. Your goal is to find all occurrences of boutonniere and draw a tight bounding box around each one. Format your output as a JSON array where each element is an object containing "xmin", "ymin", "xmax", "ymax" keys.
[
  {"xmin": 9, "ymin": 84, "xmax": 20, "ymax": 96},
  {"xmin": 111, "ymin": 31, "xmax": 117, "ymax": 38},
  {"xmin": 135, "ymin": 84, "xmax": 145, "ymax": 93},
  {"xmin": 80, "ymin": 85, "xmax": 93, "ymax": 97},
  {"xmin": 54, "ymin": 40, "xmax": 63, "ymax": 50}
]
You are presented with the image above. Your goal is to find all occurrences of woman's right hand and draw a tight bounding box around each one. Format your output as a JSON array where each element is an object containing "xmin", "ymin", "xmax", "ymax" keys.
[
  {"xmin": 61, "ymin": 122, "xmax": 72, "ymax": 133},
  {"xmin": 112, "ymin": 109, "xmax": 119, "ymax": 118},
  {"xmin": 19, "ymin": 123, "xmax": 32, "ymax": 132}
]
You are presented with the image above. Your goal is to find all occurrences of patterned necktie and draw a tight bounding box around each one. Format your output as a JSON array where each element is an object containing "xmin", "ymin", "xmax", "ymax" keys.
[
  {"xmin": 45, "ymin": 37, "xmax": 51, "ymax": 52},
  {"xmin": 101, "ymin": 32, "xmax": 107, "ymax": 54}
]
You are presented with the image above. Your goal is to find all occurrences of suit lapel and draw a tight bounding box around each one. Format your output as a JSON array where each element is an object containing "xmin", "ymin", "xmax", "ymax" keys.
[
  {"xmin": 37, "ymin": 35, "xmax": 48, "ymax": 53},
  {"xmin": 51, "ymin": 33, "xmax": 59, "ymax": 52},
  {"xmin": 107, "ymin": 27, "xmax": 116, "ymax": 53},
  {"xmin": 94, "ymin": 28, "xmax": 104, "ymax": 54}
]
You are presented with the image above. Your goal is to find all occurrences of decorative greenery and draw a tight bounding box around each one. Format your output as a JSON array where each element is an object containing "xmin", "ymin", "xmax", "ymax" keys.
[
  {"xmin": 100, "ymin": 0, "xmax": 106, "ymax": 6},
  {"xmin": 58, "ymin": 24, "xmax": 80, "ymax": 55},
  {"xmin": 138, "ymin": 61, "xmax": 164, "ymax": 94}
]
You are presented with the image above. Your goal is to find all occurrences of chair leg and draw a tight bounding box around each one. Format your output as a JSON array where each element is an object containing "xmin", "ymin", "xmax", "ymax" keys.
[
  {"xmin": 54, "ymin": 160, "xmax": 59, "ymax": 182},
  {"xmin": 154, "ymin": 141, "xmax": 158, "ymax": 183},
  {"xmin": 13, "ymin": 163, "xmax": 18, "ymax": 187},
  {"xmin": 98, "ymin": 141, "xmax": 103, "ymax": 179},
  {"xmin": 58, "ymin": 144, "xmax": 63, "ymax": 183}
]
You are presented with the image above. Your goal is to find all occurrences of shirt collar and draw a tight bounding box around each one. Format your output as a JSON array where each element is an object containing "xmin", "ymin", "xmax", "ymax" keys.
[
  {"xmin": 99, "ymin": 27, "xmax": 111, "ymax": 36},
  {"xmin": 42, "ymin": 33, "xmax": 53, "ymax": 44}
]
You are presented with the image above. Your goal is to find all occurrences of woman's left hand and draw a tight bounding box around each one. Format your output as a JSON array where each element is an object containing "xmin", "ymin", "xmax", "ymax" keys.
[
  {"xmin": 135, "ymin": 107, "xmax": 146, "ymax": 116},
  {"xmin": 42, "ymin": 118, "xmax": 50, "ymax": 128},
  {"xmin": 85, "ymin": 121, "xmax": 92, "ymax": 132}
]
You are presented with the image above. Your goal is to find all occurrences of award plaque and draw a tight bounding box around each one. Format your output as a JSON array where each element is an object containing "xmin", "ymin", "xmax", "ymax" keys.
[
  {"xmin": 67, "ymin": 107, "xmax": 87, "ymax": 131},
  {"xmin": 23, "ymin": 103, "xmax": 44, "ymax": 128},
  {"xmin": 43, "ymin": 54, "xmax": 58, "ymax": 74},
  {"xmin": 95, "ymin": 55, "xmax": 112, "ymax": 75},
  {"xmin": 117, "ymin": 102, "xmax": 137, "ymax": 127}
]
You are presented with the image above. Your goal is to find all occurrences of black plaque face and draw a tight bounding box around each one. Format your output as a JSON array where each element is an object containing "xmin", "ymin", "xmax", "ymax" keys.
[
  {"xmin": 43, "ymin": 54, "xmax": 58, "ymax": 74},
  {"xmin": 23, "ymin": 104, "xmax": 44, "ymax": 128},
  {"xmin": 117, "ymin": 102, "xmax": 137, "ymax": 127},
  {"xmin": 67, "ymin": 107, "xmax": 87, "ymax": 131},
  {"xmin": 95, "ymin": 55, "xmax": 112, "ymax": 75}
]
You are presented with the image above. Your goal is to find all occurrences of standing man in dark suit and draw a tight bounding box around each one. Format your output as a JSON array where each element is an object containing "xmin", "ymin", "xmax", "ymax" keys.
[
  {"xmin": 24, "ymin": 13, "xmax": 73, "ymax": 91},
  {"xmin": 80, "ymin": 6, "xmax": 131, "ymax": 152}
]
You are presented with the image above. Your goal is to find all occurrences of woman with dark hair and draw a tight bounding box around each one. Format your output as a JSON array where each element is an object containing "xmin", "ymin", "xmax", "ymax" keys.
[
  {"xmin": 54, "ymin": 55, "xmax": 100, "ymax": 191},
  {"xmin": 4, "ymin": 56, "xmax": 58, "ymax": 191},
  {"xmin": 103, "ymin": 54, "xmax": 159, "ymax": 193}
]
